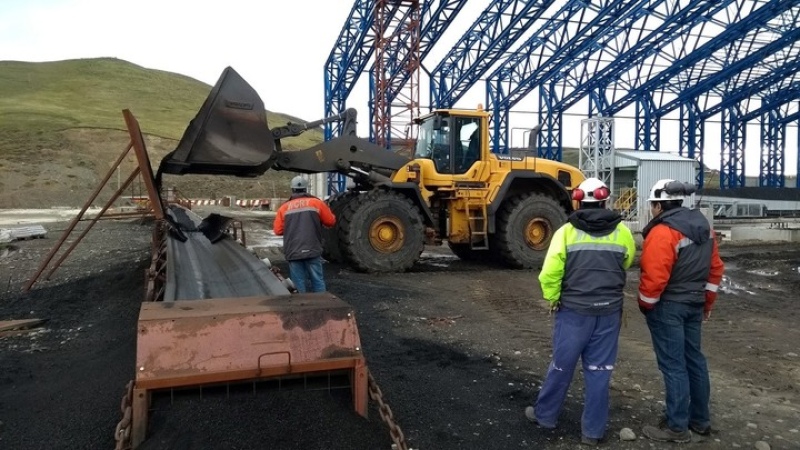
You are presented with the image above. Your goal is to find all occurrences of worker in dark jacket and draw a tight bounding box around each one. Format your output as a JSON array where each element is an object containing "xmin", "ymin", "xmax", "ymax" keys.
[
  {"xmin": 273, "ymin": 176, "xmax": 336, "ymax": 293},
  {"xmin": 526, "ymin": 177, "xmax": 636, "ymax": 446},
  {"xmin": 638, "ymin": 179, "xmax": 724, "ymax": 443}
]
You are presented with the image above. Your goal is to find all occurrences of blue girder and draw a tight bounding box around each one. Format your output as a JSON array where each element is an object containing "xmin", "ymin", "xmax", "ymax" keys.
[
  {"xmin": 636, "ymin": 95, "xmax": 660, "ymax": 152},
  {"xmin": 720, "ymin": 105, "xmax": 747, "ymax": 188},
  {"xmin": 602, "ymin": 0, "xmax": 793, "ymax": 116},
  {"xmin": 759, "ymin": 109, "xmax": 786, "ymax": 187},
  {"xmin": 324, "ymin": 0, "xmax": 376, "ymax": 140},
  {"xmin": 488, "ymin": 0, "xmax": 676, "ymax": 154},
  {"xmin": 551, "ymin": 0, "xmax": 732, "ymax": 113},
  {"xmin": 656, "ymin": 10, "xmax": 800, "ymax": 117},
  {"xmin": 679, "ymin": 99, "xmax": 706, "ymax": 186},
  {"xmin": 430, "ymin": 0, "xmax": 554, "ymax": 109}
]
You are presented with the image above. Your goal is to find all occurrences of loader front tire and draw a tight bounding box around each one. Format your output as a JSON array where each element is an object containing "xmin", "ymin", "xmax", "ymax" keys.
[
  {"xmin": 323, "ymin": 190, "xmax": 360, "ymax": 263},
  {"xmin": 495, "ymin": 193, "xmax": 567, "ymax": 269},
  {"xmin": 339, "ymin": 190, "xmax": 424, "ymax": 272}
]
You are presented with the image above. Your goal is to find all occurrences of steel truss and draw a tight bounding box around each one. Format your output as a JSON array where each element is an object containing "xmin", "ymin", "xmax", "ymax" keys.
[{"xmin": 329, "ymin": 0, "xmax": 800, "ymax": 190}]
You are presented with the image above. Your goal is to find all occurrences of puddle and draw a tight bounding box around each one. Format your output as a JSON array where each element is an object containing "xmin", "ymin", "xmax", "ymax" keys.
[
  {"xmin": 246, "ymin": 230, "xmax": 283, "ymax": 250},
  {"xmin": 720, "ymin": 275, "xmax": 756, "ymax": 295},
  {"xmin": 746, "ymin": 269, "xmax": 780, "ymax": 277}
]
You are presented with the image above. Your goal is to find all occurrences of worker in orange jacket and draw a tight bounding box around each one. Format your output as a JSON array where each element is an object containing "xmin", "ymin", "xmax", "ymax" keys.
[
  {"xmin": 273, "ymin": 176, "xmax": 336, "ymax": 293},
  {"xmin": 638, "ymin": 179, "xmax": 724, "ymax": 443}
]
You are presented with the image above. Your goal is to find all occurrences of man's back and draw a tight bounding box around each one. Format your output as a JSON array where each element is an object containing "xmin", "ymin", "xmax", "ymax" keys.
[{"xmin": 273, "ymin": 194, "xmax": 335, "ymax": 261}]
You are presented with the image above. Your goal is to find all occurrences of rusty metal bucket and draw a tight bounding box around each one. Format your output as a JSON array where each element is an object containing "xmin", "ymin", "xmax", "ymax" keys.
[{"xmin": 130, "ymin": 293, "xmax": 368, "ymax": 447}]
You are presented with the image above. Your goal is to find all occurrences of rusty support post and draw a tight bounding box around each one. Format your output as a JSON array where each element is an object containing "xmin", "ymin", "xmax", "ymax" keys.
[
  {"xmin": 123, "ymin": 110, "xmax": 164, "ymax": 220},
  {"xmin": 353, "ymin": 357, "xmax": 369, "ymax": 417},
  {"xmin": 22, "ymin": 141, "xmax": 134, "ymax": 291},
  {"xmin": 44, "ymin": 167, "xmax": 141, "ymax": 280},
  {"xmin": 130, "ymin": 387, "xmax": 149, "ymax": 449}
]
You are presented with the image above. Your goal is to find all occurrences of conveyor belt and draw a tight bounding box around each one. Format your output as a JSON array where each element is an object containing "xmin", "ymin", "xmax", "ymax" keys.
[{"xmin": 163, "ymin": 205, "xmax": 289, "ymax": 301}]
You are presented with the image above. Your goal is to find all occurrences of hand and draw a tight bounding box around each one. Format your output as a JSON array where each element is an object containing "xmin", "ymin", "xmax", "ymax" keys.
[
  {"xmin": 703, "ymin": 309, "xmax": 712, "ymax": 322},
  {"xmin": 639, "ymin": 304, "xmax": 651, "ymax": 316}
]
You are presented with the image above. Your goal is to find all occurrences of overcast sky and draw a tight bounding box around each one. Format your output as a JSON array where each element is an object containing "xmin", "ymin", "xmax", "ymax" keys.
[{"xmin": 1, "ymin": 0, "xmax": 796, "ymax": 176}]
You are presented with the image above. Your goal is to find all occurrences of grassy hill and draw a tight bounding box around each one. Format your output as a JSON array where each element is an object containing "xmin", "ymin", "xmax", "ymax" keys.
[{"xmin": 0, "ymin": 58, "xmax": 323, "ymax": 208}]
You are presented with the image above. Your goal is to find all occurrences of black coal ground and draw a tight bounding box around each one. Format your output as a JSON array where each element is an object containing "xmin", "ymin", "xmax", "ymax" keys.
[{"xmin": 1, "ymin": 218, "xmax": 799, "ymax": 450}]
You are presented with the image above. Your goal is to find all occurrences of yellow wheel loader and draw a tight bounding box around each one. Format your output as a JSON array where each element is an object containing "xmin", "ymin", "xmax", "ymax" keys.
[{"xmin": 159, "ymin": 67, "xmax": 585, "ymax": 273}]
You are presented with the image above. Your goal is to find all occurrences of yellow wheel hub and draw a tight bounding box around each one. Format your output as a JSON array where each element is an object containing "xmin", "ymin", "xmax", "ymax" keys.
[
  {"xmin": 369, "ymin": 216, "xmax": 405, "ymax": 253},
  {"xmin": 525, "ymin": 218, "xmax": 551, "ymax": 250}
]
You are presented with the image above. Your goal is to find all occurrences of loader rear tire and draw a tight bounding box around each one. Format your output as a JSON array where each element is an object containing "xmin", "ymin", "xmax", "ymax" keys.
[
  {"xmin": 495, "ymin": 193, "xmax": 567, "ymax": 269},
  {"xmin": 323, "ymin": 190, "xmax": 360, "ymax": 263},
  {"xmin": 339, "ymin": 190, "xmax": 424, "ymax": 272}
]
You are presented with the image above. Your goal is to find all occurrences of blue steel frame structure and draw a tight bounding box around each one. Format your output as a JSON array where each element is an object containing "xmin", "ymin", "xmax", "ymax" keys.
[{"xmin": 326, "ymin": 0, "xmax": 800, "ymax": 189}]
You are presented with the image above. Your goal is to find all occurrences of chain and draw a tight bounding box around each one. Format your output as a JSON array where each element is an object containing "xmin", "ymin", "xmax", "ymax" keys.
[
  {"xmin": 367, "ymin": 371, "xmax": 409, "ymax": 450},
  {"xmin": 113, "ymin": 380, "xmax": 134, "ymax": 450},
  {"xmin": 112, "ymin": 375, "xmax": 406, "ymax": 449}
]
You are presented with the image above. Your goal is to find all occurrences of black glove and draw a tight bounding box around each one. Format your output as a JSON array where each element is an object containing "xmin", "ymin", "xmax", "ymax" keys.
[{"xmin": 639, "ymin": 304, "xmax": 651, "ymax": 315}]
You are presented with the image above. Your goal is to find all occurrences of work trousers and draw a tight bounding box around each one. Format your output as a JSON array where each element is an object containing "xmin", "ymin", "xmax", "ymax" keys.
[
  {"xmin": 287, "ymin": 256, "xmax": 326, "ymax": 293},
  {"xmin": 534, "ymin": 307, "xmax": 621, "ymax": 439},
  {"xmin": 645, "ymin": 300, "xmax": 710, "ymax": 432}
]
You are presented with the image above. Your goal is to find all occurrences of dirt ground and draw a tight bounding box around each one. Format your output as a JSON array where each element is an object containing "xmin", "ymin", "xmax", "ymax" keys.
[{"xmin": 1, "ymin": 209, "xmax": 799, "ymax": 450}]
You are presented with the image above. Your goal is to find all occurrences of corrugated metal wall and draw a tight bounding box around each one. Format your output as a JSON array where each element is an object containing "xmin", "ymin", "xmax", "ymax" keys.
[{"xmin": 635, "ymin": 160, "xmax": 697, "ymax": 225}]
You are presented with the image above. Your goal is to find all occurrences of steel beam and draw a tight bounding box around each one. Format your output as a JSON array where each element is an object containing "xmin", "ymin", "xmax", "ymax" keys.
[{"xmin": 431, "ymin": 0, "xmax": 554, "ymax": 109}]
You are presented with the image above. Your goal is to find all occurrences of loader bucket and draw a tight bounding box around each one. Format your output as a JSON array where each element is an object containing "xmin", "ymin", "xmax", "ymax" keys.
[{"xmin": 158, "ymin": 66, "xmax": 276, "ymax": 178}]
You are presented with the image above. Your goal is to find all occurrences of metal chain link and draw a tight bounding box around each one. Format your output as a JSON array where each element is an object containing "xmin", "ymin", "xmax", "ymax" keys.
[
  {"xmin": 112, "ymin": 376, "xmax": 407, "ymax": 449},
  {"xmin": 113, "ymin": 380, "xmax": 134, "ymax": 450},
  {"xmin": 368, "ymin": 371, "xmax": 409, "ymax": 450}
]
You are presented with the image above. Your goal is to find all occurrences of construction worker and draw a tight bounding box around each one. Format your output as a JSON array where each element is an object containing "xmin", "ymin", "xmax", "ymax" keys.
[
  {"xmin": 638, "ymin": 179, "xmax": 724, "ymax": 443},
  {"xmin": 273, "ymin": 176, "xmax": 336, "ymax": 293},
  {"xmin": 526, "ymin": 177, "xmax": 636, "ymax": 446}
]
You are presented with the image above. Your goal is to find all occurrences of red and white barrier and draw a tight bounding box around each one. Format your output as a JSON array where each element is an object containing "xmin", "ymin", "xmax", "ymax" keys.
[
  {"xmin": 189, "ymin": 199, "xmax": 222, "ymax": 206},
  {"xmin": 235, "ymin": 199, "xmax": 270, "ymax": 208},
  {"xmin": 189, "ymin": 198, "xmax": 270, "ymax": 208}
]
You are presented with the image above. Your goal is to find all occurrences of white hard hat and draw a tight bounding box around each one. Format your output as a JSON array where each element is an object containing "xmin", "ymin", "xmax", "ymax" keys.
[
  {"xmin": 572, "ymin": 177, "xmax": 610, "ymax": 203},
  {"xmin": 291, "ymin": 176, "xmax": 308, "ymax": 191},
  {"xmin": 648, "ymin": 179, "xmax": 696, "ymax": 202}
]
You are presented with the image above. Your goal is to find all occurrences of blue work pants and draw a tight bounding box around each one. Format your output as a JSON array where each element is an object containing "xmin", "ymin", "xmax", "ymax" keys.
[
  {"xmin": 534, "ymin": 307, "xmax": 621, "ymax": 439},
  {"xmin": 288, "ymin": 256, "xmax": 326, "ymax": 293},
  {"xmin": 645, "ymin": 300, "xmax": 710, "ymax": 432}
]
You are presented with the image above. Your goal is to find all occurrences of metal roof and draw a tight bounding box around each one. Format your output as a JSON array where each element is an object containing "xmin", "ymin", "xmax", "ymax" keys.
[{"xmin": 615, "ymin": 150, "xmax": 699, "ymax": 163}]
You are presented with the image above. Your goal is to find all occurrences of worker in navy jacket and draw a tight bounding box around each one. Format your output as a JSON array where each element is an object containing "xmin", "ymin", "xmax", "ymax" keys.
[{"xmin": 273, "ymin": 176, "xmax": 336, "ymax": 293}]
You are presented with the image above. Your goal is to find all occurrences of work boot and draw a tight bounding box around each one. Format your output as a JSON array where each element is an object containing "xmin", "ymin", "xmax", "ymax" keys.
[
  {"xmin": 689, "ymin": 422, "xmax": 711, "ymax": 436},
  {"xmin": 580, "ymin": 435, "xmax": 600, "ymax": 446},
  {"xmin": 524, "ymin": 407, "xmax": 554, "ymax": 429},
  {"xmin": 659, "ymin": 415, "xmax": 711, "ymax": 437},
  {"xmin": 642, "ymin": 424, "xmax": 692, "ymax": 443}
]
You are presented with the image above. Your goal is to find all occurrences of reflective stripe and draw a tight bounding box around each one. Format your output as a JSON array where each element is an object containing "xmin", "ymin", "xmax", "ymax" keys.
[
  {"xmin": 566, "ymin": 242, "xmax": 627, "ymax": 254},
  {"xmin": 586, "ymin": 364, "xmax": 615, "ymax": 371},
  {"xmin": 639, "ymin": 292, "xmax": 659, "ymax": 304},
  {"xmin": 675, "ymin": 237, "xmax": 694, "ymax": 254},
  {"xmin": 285, "ymin": 206, "xmax": 319, "ymax": 215},
  {"xmin": 705, "ymin": 282, "xmax": 719, "ymax": 292}
]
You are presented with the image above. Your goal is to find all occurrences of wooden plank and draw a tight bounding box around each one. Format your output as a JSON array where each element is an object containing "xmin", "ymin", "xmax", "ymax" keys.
[{"xmin": 0, "ymin": 318, "xmax": 48, "ymax": 333}]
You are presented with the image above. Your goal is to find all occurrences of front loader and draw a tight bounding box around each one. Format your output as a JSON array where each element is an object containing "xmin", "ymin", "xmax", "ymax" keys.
[{"xmin": 160, "ymin": 67, "xmax": 585, "ymax": 273}]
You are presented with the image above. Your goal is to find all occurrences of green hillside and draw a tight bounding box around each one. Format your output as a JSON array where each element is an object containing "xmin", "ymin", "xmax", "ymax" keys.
[{"xmin": 0, "ymin": 58, "xmax": 322, "ymax": 207}]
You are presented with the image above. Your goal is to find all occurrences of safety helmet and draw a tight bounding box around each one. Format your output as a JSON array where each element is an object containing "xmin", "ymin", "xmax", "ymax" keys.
[
  {"xmin": 572, "ymin": 177, "xmax": 610, "ymax": 203},
  {"xmin": 647, "ymin": 179, "xmax": 696, "ymax": 202},
  {"xmin": 290, "ymin": 176, "xmax": 308, "ymax": 191}
]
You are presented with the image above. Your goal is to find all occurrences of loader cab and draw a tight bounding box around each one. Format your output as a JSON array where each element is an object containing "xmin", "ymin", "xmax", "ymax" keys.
[{"xmin": 414, "ymin": 111, "xmax": 483, "ymax": 175}]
